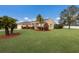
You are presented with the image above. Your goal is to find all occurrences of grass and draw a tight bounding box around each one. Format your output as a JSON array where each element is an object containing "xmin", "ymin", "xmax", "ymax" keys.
[{"xmin": 0, "ymin": 29, "xmax": 79, "ymax": 52}]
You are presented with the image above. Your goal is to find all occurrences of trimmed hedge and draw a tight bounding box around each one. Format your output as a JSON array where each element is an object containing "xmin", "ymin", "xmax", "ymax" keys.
[{"xmin": 54, "ymin": 24, "xmax": 63, "ymax": 29}]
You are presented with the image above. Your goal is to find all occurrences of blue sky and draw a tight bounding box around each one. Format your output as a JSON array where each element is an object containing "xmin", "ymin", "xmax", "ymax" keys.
[{"xmin": 0, "ymin": 5, "xmax": 78, "ymax": 23}]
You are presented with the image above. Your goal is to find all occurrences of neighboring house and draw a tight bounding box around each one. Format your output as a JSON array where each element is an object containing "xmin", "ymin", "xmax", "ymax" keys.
[
  {"xmin": 17, "ymin": 22, "xmax": 33, "ymax": 29},
  {"xmin": 17, "ymin": 18, "xmax": 55, "ymax": 30}
]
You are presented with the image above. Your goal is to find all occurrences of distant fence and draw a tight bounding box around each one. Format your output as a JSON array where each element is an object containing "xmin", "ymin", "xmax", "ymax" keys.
[{"xmin": 63, "ymin": 26, "xmax": 79, "ymax": 29}]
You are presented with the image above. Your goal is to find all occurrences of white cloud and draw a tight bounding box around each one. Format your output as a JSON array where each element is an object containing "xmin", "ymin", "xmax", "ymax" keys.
[
  {"xmin": 24, "ymin": 17, "xmax": 36, "ymax": 21},
  {"xmin": 56, "ymin": 17, "xmax": 60, "ymax": 20},
  {"xmin": 45, "ymin": 17, "xmax": 49, "ymax": 19},
  {"xmin": 24, "ymin": 17, "xmax": 32, "ymax": 22},
  {"xmin": 16, "ymin": 20, "xmax": 23, "ymax": 23},
  {"xmin": 24, "ymin": 17, "xmax": 29, "ymax": 20},
  {"xmin": 54, "ymin": 17, "xmax": 60, "ymax": 24},
  {"xmin": 16, "ymin": 17, "xmax": 30, "ymax": 23},
  {"xmin": 17, "ymin": 17, "xmax": 36, "ymax": 23}
]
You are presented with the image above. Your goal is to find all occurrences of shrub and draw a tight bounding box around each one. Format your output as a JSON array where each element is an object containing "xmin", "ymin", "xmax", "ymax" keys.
[{"xmin": 54, "ymin": 24, "xmax": 63, "ymax": 29}]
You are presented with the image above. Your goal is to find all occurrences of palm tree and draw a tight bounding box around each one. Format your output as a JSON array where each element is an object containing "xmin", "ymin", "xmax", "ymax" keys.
[
  {"xmin": 36, "ymin": 14, "xmax": 44, "ymax": 30},
  {"xmin": 2, "ymin": 16, "xmax": 10, "ymax": 35},
  {"xmin": 8, "ymin": 17, "xmax": 17, "ymax": 34},
  {"xmin": 0, "ymin": 16, "xmax": 17, "ymax": 35},
  {"xmin": 0, "ymin": 17, "xmax": 3, "ymax": 29}
]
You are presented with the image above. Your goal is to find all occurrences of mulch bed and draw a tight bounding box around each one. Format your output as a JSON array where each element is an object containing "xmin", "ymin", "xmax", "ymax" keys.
[{"xmin": 0, "ymin": 32, "xmax": 21, "ymax": 39}]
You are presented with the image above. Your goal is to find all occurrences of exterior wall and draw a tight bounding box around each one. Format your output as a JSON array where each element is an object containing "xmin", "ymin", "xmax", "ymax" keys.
[
  {"xmin": 49, "ymin": 24, "xmax": 54, "ymax": 29},
  {"xmin": 45, "ymin": 20, "xmax": 55, "ymax": 30},
  {"xmin": 22, "ymin": 25, "xmax": 26, "ymax": 27},
  {"xmin": 17, "ymin": 24, "xmax": 34, "ymax": 29},
  {"xmin": 17, "ymin": 25, "xmax": 22, "ymax": 29},
  {"xmin": 17, "ymin": 19, "xmax": 55, "ymax": 30}
]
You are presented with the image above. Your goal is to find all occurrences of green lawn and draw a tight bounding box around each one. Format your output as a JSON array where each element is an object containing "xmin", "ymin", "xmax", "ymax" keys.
[{"xmin": 0, "ymin": 29, "xmax": 79, "ymax": 53}]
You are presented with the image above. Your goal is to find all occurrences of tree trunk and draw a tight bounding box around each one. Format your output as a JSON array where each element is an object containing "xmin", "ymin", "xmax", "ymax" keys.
[
  {"xmin": 11, "ymin": 28, "xmax": 14, "ymax": 34},
  {"xmin": 5, "ymin": 26, "xmax": 9, "ymax": 35},
  {"xmin": 68, "ymin": 23, "xmax": 71, "ymax": 29}
]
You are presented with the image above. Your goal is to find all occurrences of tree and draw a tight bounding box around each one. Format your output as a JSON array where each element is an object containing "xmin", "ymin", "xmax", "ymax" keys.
[
  {"xmin": 60, "ymin": 5, "xmax": 79, "ymax": 29},
  {"xmin": 59, "ymin": 9, "xmax": 68, "ymax": 24},
  {"xmin": 76, "ymin": 13, "xmax": 79, "ymax": 20},
  {"xmin": 8, "ymin": 17, "xmax": 17, "ymax": 34},
  {"xmin": 2, "ymin": 16, "xmax": 10, "ymax": 35},
  {"xmin": 36, "ymin": 14, "xmax": 44, "ymax": 30},
  {"xmin": 0, "ymin": 16, "xmax": 17, "ymax": 35},
  {"xmin": 0, "ymin": 17, "xmax": 3, "ymax": 29}
]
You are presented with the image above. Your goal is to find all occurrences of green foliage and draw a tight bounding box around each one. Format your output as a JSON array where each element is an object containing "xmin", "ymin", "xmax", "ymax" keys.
[
  {"xmin": 36, "ymin": 14, "xmax": 44, "ymax": 24},
  {"xmin": 67, "ymin": 5, "xmax": 79, "ymax": 15},
  {"xmin": 60, "ymin": 5, "xmax": 79, "ymax": 29},
  {"xmin": 36, "ymin": 14, "xmax": 45, "ymax": 31},
  {"xmin": 0, "ymin": 17, "xmax": 3, "ymax": 29},
  {"xmin": 76, "ymin": 13, "xmax": 79, "ymax": 20},
  {"xmin": 0, "ymin": 16, "xmax": 17, "ymax": 35},
  {"xmin": 0, "ymin": 16, "xmax": 17, "ymax": 27},
  {"xmin": 54, "ymin": 24, "xmax": 63, "ymax": 29}
]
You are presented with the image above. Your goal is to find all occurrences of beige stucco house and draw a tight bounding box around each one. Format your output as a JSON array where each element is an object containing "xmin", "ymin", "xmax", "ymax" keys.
[
  {"xmin": 17, "ymin": 22, "xmax": 33, "ymax": 29},
  {"xmin": 45, "ymin": 18, "xmax": 55, "ymax": 29},
  {"xmin": 17, "ymin": 18, "xmax": 55, "ymax": 30}
]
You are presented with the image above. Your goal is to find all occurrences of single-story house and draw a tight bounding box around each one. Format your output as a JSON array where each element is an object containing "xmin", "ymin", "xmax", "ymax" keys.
[
  {"xmin": 17, "ymin": 18, "xmax": 56, "ymax": 30},
  {"xmin": 17, "ymin": 22, "xmax": 33, "ymax": 29}
]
